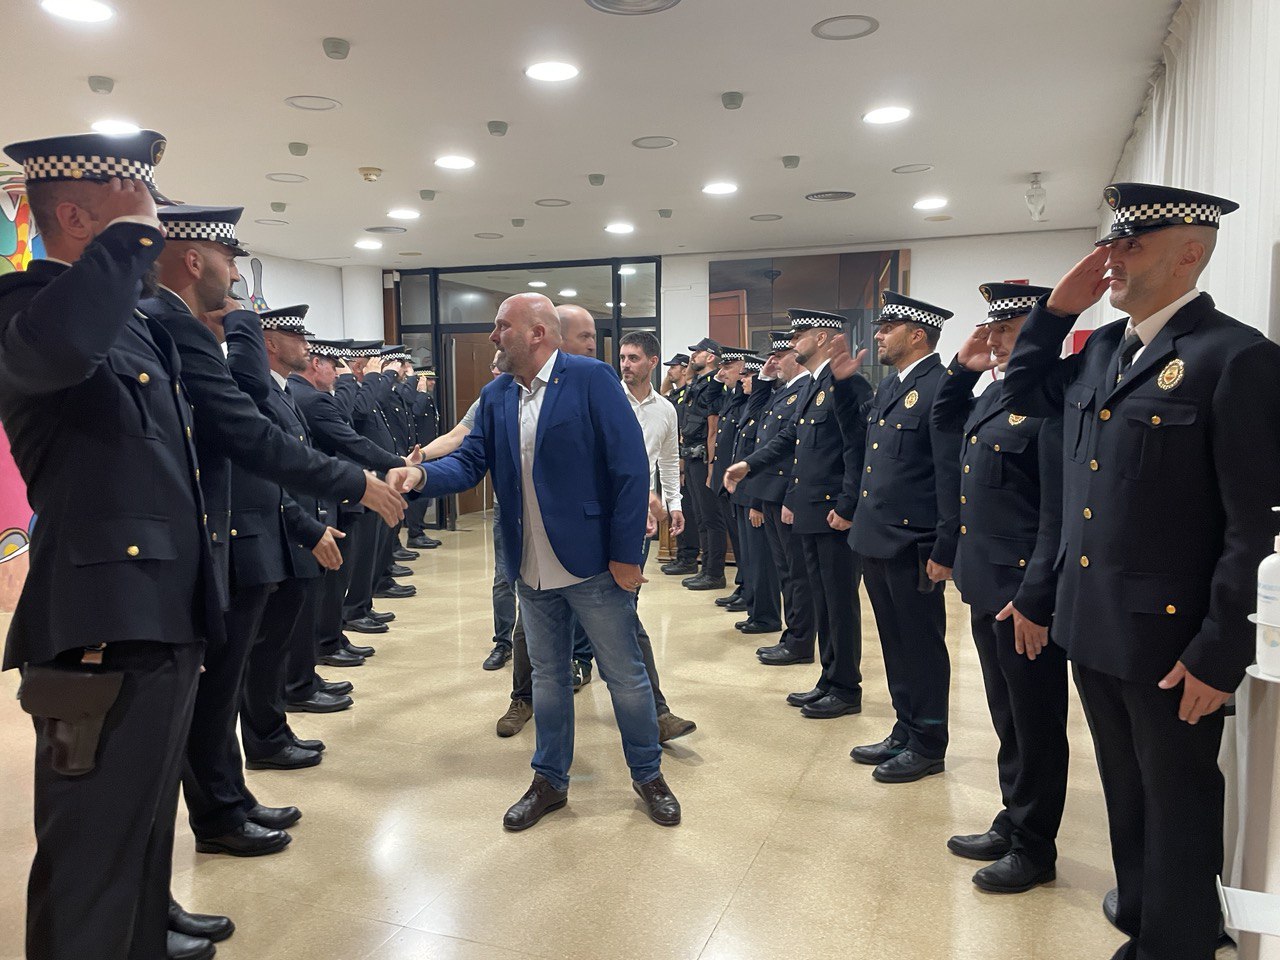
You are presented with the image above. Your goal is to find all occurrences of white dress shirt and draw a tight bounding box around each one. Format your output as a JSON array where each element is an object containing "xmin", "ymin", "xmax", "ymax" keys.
[
  {"xmin": 624, "ymin": 382, "xmax": 682, "ymax": 512},
  {"xmin": 894, "ymin": 352, "xmax": 937, "ymax": 383},
  {"xmin": 270, "ymin": 369, "xmax": 289, "ymax": 391},
  {"xmin": 517, "ymin": 350, "xmax": 584, "ymax": 590},
  {"xmin": 786, "ymin": 369, "xmax": 812, "ymax": 389},
  {"xmin": 1126, "ymin": 288, "xmax": 1200, "ymax": 363}
]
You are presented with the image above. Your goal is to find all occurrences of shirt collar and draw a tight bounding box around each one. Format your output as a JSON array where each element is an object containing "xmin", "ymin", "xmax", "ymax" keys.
[
  {"xmin": 786, "ymin": 369, "xmax": 812, "ymax": 388},
  {"xmin": 896, "ymin": 352, "xmax": 936, "ymax": 382},
  {"xmin": 270, "ymin": 369, "xmax": 289, "ymax": 390},
  {"xmin": 813, "ymin": 358, "xmax": 831, "ymax": 377},
  {"xmin": 625, "ymin": 382, "xmax": 657, "ymax": 406},
  {"xmin": 520, "ymin": 350, "xmax": 559, "ymax": 395},
  {"xmin": 1127, "ymin": 289, "xmax": 1201, "ymax": 346}
]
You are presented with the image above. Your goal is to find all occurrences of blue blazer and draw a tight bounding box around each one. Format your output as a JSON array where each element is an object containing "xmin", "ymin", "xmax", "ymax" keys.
[{"xmin": 423, "ymin": 351, "xmax": 650, "ymax": 583}]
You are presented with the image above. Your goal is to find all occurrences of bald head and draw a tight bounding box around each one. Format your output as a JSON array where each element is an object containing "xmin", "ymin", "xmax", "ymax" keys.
[
  {"xmin": 492, "ymin": 293, "xmax": 563, "ymax": 382},
  {"xmin": 556, "ymin": 304, "xmax": 597, "ymax": 358}
]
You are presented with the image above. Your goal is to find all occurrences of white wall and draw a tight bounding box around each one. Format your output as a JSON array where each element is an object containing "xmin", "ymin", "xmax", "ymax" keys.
[
  {"xmin": 661, "ymin": 229, "xmax": 1103, "ymax": 363},
  {"xmin": 238, "ymin": 253, "xmax": 384, "ymax": 341},
  {"xmin": 340, "ymin": 266, "xmax": 386, "ymax": 340}
]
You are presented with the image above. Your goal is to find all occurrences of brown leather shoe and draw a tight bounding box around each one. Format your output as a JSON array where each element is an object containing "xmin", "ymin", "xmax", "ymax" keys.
[
  {"xmin": 633, "ymin": 774, "xmax": 681, "ymax": 826},
  {"xmin": 503, "ymin": 775, "xmax": 568, "ymax": 831},
  {"xmin": 656, "ymin": 712, "xmax": 696, "ymax": 743},
  {"xmin": 495, "ymin": 699, "xmax": 533, "ymax": 738}
]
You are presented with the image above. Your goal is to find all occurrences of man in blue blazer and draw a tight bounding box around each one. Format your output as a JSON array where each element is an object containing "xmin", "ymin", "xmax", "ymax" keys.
[{"xmin": 402, "ymin": 293, "xmax": 681, "ymax": 830}]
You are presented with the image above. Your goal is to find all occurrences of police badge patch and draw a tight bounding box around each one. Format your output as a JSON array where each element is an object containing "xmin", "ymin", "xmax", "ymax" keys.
[
  {"xmin": 904, "ymin": 389, "xmax": 919, "ymax": 409},
  {"xmin": 787, "ymin": 395, "xmax": 797, "ymax": 405},
  {"xmin": 1008, "ymin": 414, "xmax": 1026, "ymax": 426},
  {"xmin": 815, "ymin": 390, "xmax": 826, "ymax": 406},
  {"xmin": 1157, "ymin": 358, "xmax": 1185, "ymax": 391}
]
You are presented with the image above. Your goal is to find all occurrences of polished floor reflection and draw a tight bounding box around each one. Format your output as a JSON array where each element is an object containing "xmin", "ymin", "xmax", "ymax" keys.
[{"xmin": 0, "ymin": 515, "xmax": 1239, "ymax": 960}]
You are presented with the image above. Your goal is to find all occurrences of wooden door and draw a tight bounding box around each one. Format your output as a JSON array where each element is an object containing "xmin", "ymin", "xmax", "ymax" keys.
[
  {"xmin": 709, "ymin": 290, "xmax": 747, "ymax": 347},
  {"xmin": 450, "ymin": 333, "xmax": 495, "ymax": 516}
]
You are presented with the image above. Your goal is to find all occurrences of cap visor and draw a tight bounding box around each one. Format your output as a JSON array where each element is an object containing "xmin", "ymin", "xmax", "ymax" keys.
[{"xmin": 148, "ymin": 184, "xmax": 176, "ymax": 206}]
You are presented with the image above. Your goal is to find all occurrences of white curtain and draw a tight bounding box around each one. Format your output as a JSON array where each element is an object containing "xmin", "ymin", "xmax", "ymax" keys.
[{"xmin": 1106, "ymin": 0, "xmax": 1280, "ymax": 340}]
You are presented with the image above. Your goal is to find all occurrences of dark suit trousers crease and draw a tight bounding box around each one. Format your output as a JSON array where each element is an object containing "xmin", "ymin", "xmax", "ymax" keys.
[
  {"xmin": 182, "ymin": 583, "xmax": 274, "ymax": 839},
  {"xmin": 685, "ymin": 458, "xmax": 726, "ymax": 577},
  {"xmin": 406, "ymin": 494, "xmax": 431, "ymax": 537},
  {"xmin": 969, "ymin": 608, "xmax": 1068, "ymax": 865},
  {"xmin": 738, "ymin": 506, "xmax": 780, "ymax": 628},
  {"xmin": 244, "ymin": 576, "xmax": 312, "ymax": 758},
  {"xmin": 861, "ymin": 551, "xmax": 950, "ymax": 758},
  {"xmin": 1073, "ymin": 662, "xmax": 1225, "ymax": 960},
  {"xmin": 797, "ymin": 530, "xmax": 862, "ymax": 701},
  {"xmin": 764, "ymin": 502, "xmax": 814, "ymax": 653},
  {"xmin": 284, "ymin": 576, "xmax": 323, "ymax": 703},
  {"xmin": 27, "ymin": 641, "xmax": 202, "ymax": 960},
  {"xmin": 718, "ymin": 495, "xmax": 741, "ymax": 587},
  {"xmin": 374, "ymin": 521, "xmax": 401, "ymax": 588},
  {"xmin": 339, "ymin": 510, "xmax": 381, "ymax": 625},
  {"xmin": 676, "ymin": 472, "xmax": 700, "ymax": 563}
]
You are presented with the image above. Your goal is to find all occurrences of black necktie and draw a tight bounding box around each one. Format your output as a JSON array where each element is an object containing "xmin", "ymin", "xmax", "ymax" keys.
[{"xmin": 1113, "ymin": 333, "xmax": 1142, "ymax": 385}]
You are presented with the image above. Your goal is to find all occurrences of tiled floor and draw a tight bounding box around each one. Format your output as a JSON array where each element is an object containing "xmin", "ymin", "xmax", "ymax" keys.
[{"xmin": 0, "ymin": 516, "xmax": 1239, "ymax": 959}]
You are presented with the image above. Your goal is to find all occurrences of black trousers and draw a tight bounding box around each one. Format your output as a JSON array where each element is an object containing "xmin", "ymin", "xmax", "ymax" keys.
[
  {"xmin": 719, "ymin": 495, "xmax": 742, "ymax": 588},
  {"xmin": 182, "ymin": 583, "xmax": 274, "ymax": 839},
  {"xmin": 675, "ymin": 470, "xmax": 700, "ymax": 564},
  {"xmin": 763, "ymin": 502, "xmax": 814, "ymax": 655},
  {"xmin": 737, "ymin": 505, "xmax": 781, "ymax": 628},
  {"xmin": 406, "ymin": 493, "xmax": 431, "ymax": 537},
  {"xmin": 685, "ymin": 458, "xmax": 726, "ymax": 577},
  {"xmin": 862, "ymin": 550, "xmax": 950, "ymax": 759},
  {"xmin": 1074, "ymin": 662, "xmax": 1225, "ymax": 960},
  {"xmin": 284, "ymin": 576, "xmax": 324, "ymax": 703},
  {"xmin": 27, "ymin": 641, "xmax": 202, "ymax": 960},
  {"xmin": 969, "ymin": 608, "xmax": 1069, "ymax": 866},
  {"xmin": 243, "ymin": 576, "xmax": 312, "ymax": 760},
  {"xmin": 339, "ymin": 508, "xmax": 381, "ymax": 624},
  {"xmin": 374, "ymin": 520, "xmax": 401, "ymax": 589},
  {"xmin": 797, "ymin": 530, "xmax": 862, "ymax": 701}
]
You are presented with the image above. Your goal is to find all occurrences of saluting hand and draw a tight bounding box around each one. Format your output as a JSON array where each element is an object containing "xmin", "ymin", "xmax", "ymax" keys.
[
  {"xmin": 310, "ymin": 526, "xmax": 345, "ymax": 571},
  {"xmin": 996, "ymin": 601, "xmax": 1048, "ymax": 659},
  {"xmin": 96, "ymin": 176, "xmax": 159, "ymax": 230},
  {"xmin": 824, "ymin": 335, "xmax": 869, "ymax": 381},
  {"xmin": 1046, "ymin": 246, "xmax": 1111, "ymax": 317},
  {"xmin": 957, "ymin": 326, "xmax": 998, "ymax": 372},
  {"xmin": 360, "ymin": 471, "xmax": 408, "ymax": 526},
  {"xmin": 198, "ymin": 297, "xmax": 245, "ymax": 344},
  {"xmin": 1158, "ymin": 661, "xmax": 1231, "ymax": 725},
  {"xmin": 723, "ymin": 461, "xmax": 749, "ymax": 493}
]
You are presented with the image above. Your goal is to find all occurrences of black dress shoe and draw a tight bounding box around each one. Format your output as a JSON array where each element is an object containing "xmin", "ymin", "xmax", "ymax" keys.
[
  {"xmin": 737, "ymin": 620, "xmax": 781, "ymax": 634},
  {"xmin": 195, "ymin": 820, "xmax": 291, "ymax": 857},
  {"xmin": 724, "ymin": 598, "xmax": 749, "ymax": 611},
  {"xmin": 392, "ymin": 548, "xmax": 419, "ymax": 561},
  {"xmin": 388, "ymin": 563, "xmax": 414, "ymax": 578},
  {"xmin": 317, "ymin": 649, "xmax": 364, "ymax": 667},
  {"xmin": 343, "ymin": 616, "xmax": 389, "ymax": 634},
  {"xmin": 872, "ymin": 748, "xmax": 945, "ymax": 783},
  {"xmin": 286, "ymin": 691, "xmax": 353, "ymax": 714},
  {"xmin": 245, "ymin": 744, "xmax": 322, "ymax": 770},
  {"xmin": 755, "ymin": 641, "xmax": 786, "ymax": 656},
  {"xmin": 850, "ymin": 736, "xmax": 907, "ymax": 765},
  {"xmin": 169, "ymin": 899, "xmax": 234, "ymax": 943},
  {"xmin": 633, "ymin": 774, "xmax": 681, "ymax": 826},
  {"xmin": 247, "ymin": 804, "xmax": 302, "ymax": 830},
  {"xmin": 680, "ymin": 573, "xmax": 705, "ymax": 587},
  {"xmin": 342, "ymin": 640, "xmax": 377, "ymax": 657},
  {"xmin": 1102, "ymin": 887, "xmax": 1120, "ymax": 929},
  {"xmin": 503, "ymin": 774, "xmax": 569, "ymax": 831},
  {"xmin": 686, "ymin": 575, "xmax": 727, "ymax": 591},
  {"xmin": 407, "ymin": 535, "xmax": 436, "ymax": 549},
  {"xmin": 947, "ymin": 829, "xmax": 1012, "ymax": 861},
  {"xmin": 167, "ymin": 931, "xmax": 215, "ymax": 960},
  {"xmin": 759, "ymin": 647, "xmax": 815, "ymax": 666},
  {"xmin": 319, "ymin": 678, "xmax": 353, "ymax": 696},
  {"xmin": 661, "ymin": 560, "xmax": 698, "ymax": 575},
  {"xmin": 373, "ymin": 582, "xmax": 416, "ymax": 599},
  {"xmin": 483, "ymin": 644, "xmax": 513, "ymax": 670},
  {"xmin": 800, "ymin": 693, "xmax": 862, "ymax": 719},
  {"xmin": 370, "ymin": 610, "xmax": 396, "ymax": 623},
  {"xmin": 291, "ymin": 735, "xmax": 326, "ymax": 753},
  {"xmin": 785, "ymin": 687, "xmax": 826, "ymax": 707},
  {"xmin": 972, "ymin": 851, "xmax": 1056, "ymax": 894},
  {"xmin": 715, "ymin": 591, "xmax": 743, "ymax": 607}
]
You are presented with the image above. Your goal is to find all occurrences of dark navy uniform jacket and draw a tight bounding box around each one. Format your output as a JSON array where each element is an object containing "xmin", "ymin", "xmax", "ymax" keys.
[
  {"xmin": 0, "ymin": 222, "xmax": 219, "ymax": 669},
  {"xmin": 729, "ymin": 380, "xmax": 776, "ymax": 508},
  {"xmin": 846, "ymin": 353, "xmax": 963, "ymax": 566},
  {"xmin": 340, "ymin": 372, "xmax": 400, "ymax": 458},
  {"xmin": 680, "ymin": 371, "xmax": 725, "ymax": 450},
  {"xmin": 1004, "ymin": 293, "xmax": 1280, "ymax": 691},
  {"xmin": 710, "ymin": 383, "xmax": 750, "ymax": 493},
  {"xmin": 412, "ymin": 389, "xmax": 439, "ymax": 445},
  {"xmin": 140, "ymin": 289, "xmax": 366, "ymax": 608},
  {"xmin": 744, "ymin": 364, "xmax": 871, "ymax": 536},
  {"xmin": 932, "ymin": 363, "xmax": 1063, "ymax": 624},
  {"xmin": 748, "ymin": 373, "xmax": 809, "ymax": 507}
]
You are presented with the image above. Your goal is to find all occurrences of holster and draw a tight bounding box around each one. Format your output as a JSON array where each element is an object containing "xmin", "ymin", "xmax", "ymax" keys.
[
  {"xmin": 680, "ymin": 444, "xmax": 707, "ymax": 461},
  {"xmin": 18, "ymin": 665, "xmax": 123, "ymax": 776}
]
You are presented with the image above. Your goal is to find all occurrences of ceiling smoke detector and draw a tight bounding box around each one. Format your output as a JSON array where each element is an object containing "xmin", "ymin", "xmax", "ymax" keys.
[
  {"xmin": 288, "ymin": 142, "xmax": 308, "ymax": 157},
  {"xmin": 1025, "ymin": 173, "xmax": 1048, "ymax": 221},
  {"xmin": 358, "ymin": 166, "xmax": 382, "ymax": 183},
  {"xmin": 419, "ymin": 190, "xmax": 437, "ymax": 201},
  {"xmin": 588, "ymin": 174, "xmax": 606, "ymax": 186},
  {"xmin": 87, "ymin": 75, "xmax": 114, "ymax": 94},
  {"xmin": 487, "ymin": 120, "xmax": 509, "ymax": 137},
  {"xmin": 323, "ymin": 37, "xmax": 350, "ymax": 60},
  {"xmin": 782, "ymin": 156, "xmax": 800, "ymax": 169},
  {"xmin": 270, "ymin": 202, "xmax": 287, "ymax": 213},
  {"xmin": 585, "ymin": 0, "xmax": 681, "ymax": 13},
  {"xmin": 805, "ymin": 190, "xmax": 856, "ymax": 202},
  {"xmin": 721, "ymin": 91, "xmax": 743, "ymax": 110}
]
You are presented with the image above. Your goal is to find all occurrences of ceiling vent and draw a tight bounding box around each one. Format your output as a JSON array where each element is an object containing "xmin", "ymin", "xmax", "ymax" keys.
[
  {"xmin": 585, "ymin": 0, "xmax": 681, "ymax": 13},
  {"xmin": 805, "ymin": 191, "xmax": 856, "ymax": 202}
]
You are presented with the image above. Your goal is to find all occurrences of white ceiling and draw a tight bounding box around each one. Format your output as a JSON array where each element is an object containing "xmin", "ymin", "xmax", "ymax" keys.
[{"xmin": 8, "ymin": 0, "xmax": 1176, "ymax": 270}]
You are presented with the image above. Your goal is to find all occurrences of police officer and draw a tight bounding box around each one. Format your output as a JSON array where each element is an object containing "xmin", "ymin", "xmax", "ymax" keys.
[
  {"xmin": 679, "ymin": 337, "xmax": 727, "ymax": 589},
  {"xmin": 932, "ymin": 282, "xmax": 1068, "ymax": 894},
  {"xmin": 1004, "ymin": 183, "xmax": 1280, "ymax": 960},
  {"xmin": 660, "ymin": 353, "xmax": 700, "ymax": 575},
  {"xmin": 365, "ymin": 346, "xmax": 419, "ymax": 602},
  {"xmin": 752, "ymin": 332, "xmax": 818, "ymax": 665},
  {"xmin": 840, "ymin": 292, "xmax": 962, "ymax": 783},
  {"xmin": 725, "ymin": 310, "xmax": 870, "ymax": 719},
  {"xmin": 709, "ymin": 347, "xmax": 751, "ymax": 604},
  {"xmin": 406, "ymin": 367, "xmax": 442, "ymax": 550}
]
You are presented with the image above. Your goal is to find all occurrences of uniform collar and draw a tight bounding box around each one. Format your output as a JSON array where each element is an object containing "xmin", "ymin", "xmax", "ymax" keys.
[
  {"xmin": 156, "ymin": 284, "xmax": 195, "ymax": 317},
  {"xmin": 1127, "ymin": 288, "xmax": 1201, "ymax": 346},
  {"xmin": 895, "ymin": 352, "xmax": 936, "ymax": 382},
  {"xmin": 786, "ymin": 369, "xmax": 812, "ymax": 388},
  {"xmin": 270, "ymin": 369, "xmax": 289, "ymax": 390}
]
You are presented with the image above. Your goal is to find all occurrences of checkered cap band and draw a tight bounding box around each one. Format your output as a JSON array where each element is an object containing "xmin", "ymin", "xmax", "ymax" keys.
[
  {"xmin": 743, "ymin": 359, "xmax": 763, "ymax": 372},
  {"xmin": 1113, "ymin": 201, "xmax": 1221, "ymax": 227},
  {"xmin": 260, "ymin": 316, "xmax": 308, "ymax": 333},
  {"xmin": 307, "ymin": 342, "xmax": 346, "ymax": 359},
  {"xmin": 986, "ymin": 295, "xmax": 1039, "ymax": 318},
  {"xmin": 22, "ymin": 153, "xmax": 156, "ymax": 187},
  {"xmin": 383, "ymin": 352, "xmax": 410, "ymax": 362},
  {"xmin": 789, "ymin": 315, "xmax": 843, "ymax": 331},
  {"xmin": 770, "ymin": 335, "xmax": 793, "ymax": 351},
  {"xmin": 163, "ymin": 220, "xmax": 239, "ymax": 245},
  {"xmin": 345, "ymin": 346, "xmax": 378, "ymax": 358},
  {"xmin": 879, "ymin": 304, "xmax": 947, "ymax": 329}
]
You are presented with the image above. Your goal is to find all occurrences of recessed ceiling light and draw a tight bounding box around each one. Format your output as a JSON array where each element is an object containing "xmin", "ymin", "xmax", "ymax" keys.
[
  {"xmin": 528, "ymin": 281, "xmax": 548, "ymax": 288},
  {"xmin": 925, "ymin": 214, "xmax": 953, "ymax": 222},
  {"xmin": 605, "ymin": 222, "xmax": 635, "ymax": 234},
  {"xmin": 355, "ymin": 239, "xmax": 382, "ymax": 250},
  {"xmin": 892, "ymin": 163, "xmax": 934, "ymax": 175},
  {"xmin": 702, "ymin": 182, "xmax": 738, "ymax": 195},
  {"xmin": 586, "ymin": 0, "xmax": 682, "ymax": 14},
  {"xmin": 285, "ymin": 95, "xmax": 341, "ymax": 111},
  {"xmin": 474, "ymin": 232, "xmax": 504, "ymax": 239},
  {"xmin": 862, "ymin": 106, "xmax": 911, "ymax": 125},
  {"xmin": 913, "ymin": 197, "xmax": 948, "ymax": 211},
  {"xmin": 90, "ymin": 119, "xmax": 139, "ymax": 136},
  {"xmin": 534, "ymin": 198, "xmax": 571, "ymax": 207},
  {"xmin": 632, "ymin": 136, "xmax": 678, "ymax": 149},
  {"xmin": 41, "ymin": 0, "xmax": 113, "ymax": 22},
  {"xmin": 266, "ymin": 173, "xmax": 309, "ymax": 183},
  {"xmin": 750, "ymin": 214, "xmax": 783, "ymax": 221},
  {"xmin": 805, "ymin": 191, "xmax": 856, "ymax": 202},
  {"xmin": 525, "ymin": 61, "xmax": 579, "ymax": 82},
  {"xmin": 254, "ymin": 218, "xmax": 288, "ymax": 226},
  {"xmin": 559, "ymin": 288, "xmax": 578, "ymax": 297},
  {"xmin": 435, "ymin": 155, "xmax": 475, "ymax": 170},
  {"xmin": 811, "ymin": 15, "xmax": 879, "ymax": 40},
  {"xmin": 365, "ymin": 226, "xmax": 407, "ymax": 234},
  {"xmin": 387, "ymin": 208, "xmax": 420, "ymax": 220},
  {"xmin": 618, "ymin": 267, "xmax": 636, "ymax": 276}
]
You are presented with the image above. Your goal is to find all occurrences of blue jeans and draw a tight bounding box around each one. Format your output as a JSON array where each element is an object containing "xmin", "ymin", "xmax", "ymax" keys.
[{"xmin": 516, "ymin": 572, "xmax": 662, "ymax": 792}]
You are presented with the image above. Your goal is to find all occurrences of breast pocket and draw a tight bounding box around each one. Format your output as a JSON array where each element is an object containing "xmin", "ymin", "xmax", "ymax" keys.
[
  {"xmin": 800, "ymin": 410, "xmax": 829, "ymax": 447},
  {"xmin": 976, "ymin": 431, "xmax": 1031, "ymax": 487},
  {"xmin": 108, "ymin": 350, "xmax": 171, "ymax": 440},
  {"xmin": 1120, "ymin": 398, "xmax": 1198, "ymax": 481},
  {"xmin": 1064, "ymin": 381, "xmax": 1096, "ymax": 463},
  {"xmin": 885, "ymin": 414, "xmax": 920, "ymax": 459}
]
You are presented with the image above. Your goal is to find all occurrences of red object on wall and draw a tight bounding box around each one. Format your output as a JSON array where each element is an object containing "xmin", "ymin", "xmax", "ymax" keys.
[{"xmin": 1069, "ymin": 330, "xmax": 1094, "ymax": 355}]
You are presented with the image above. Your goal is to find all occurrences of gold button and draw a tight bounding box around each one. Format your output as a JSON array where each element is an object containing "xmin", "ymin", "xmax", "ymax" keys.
[
  {"xmin": 202, "ymin": 514, "xmax": 207, "ymax": 524},
  {"xmin": 211, "ymin": 532, "xmax": 218, "ymax": 541},
  {"xmin": 872, "ymin": 442, "xmax": 879, "ymax": 450},
  {"xmin": 824, "ymin": 494, "xmax": 831, "ymax": 500},
  {"xmin": 69, "ymin": 167, "xmax": 83, "ymax": 179},
  {"xmin": 138, "ymin": 372, "xmax": 150, "ymax": 384},
  {"xmin": 902, "ymin": 519, "xmax": 909, "ymax": 525},
  {"xmin": 970, "ymin": 436, "xmax": 977, "ymax": 445},
  {"xmin": 1166, "ymin": 604, "xmax": 1177, "ymax": 614},
  {"xmin": 862, "ymin": 490, "xmax": 868, "ymax": 497},
  {"xmin": 139, "ymin": 236, "xmax": 154, "ymax": 247},
  {"xmin": 185, "ymin": 426, "xmax": 192, "ymax": 438},
  {"xmin": 964, "ymin": 465, "xmax": 970, "ymax": 474},
  {"xmin": 1099, "ymin": 409, "xmax": 1111, "ymax": 421},
  {"xmin": 1080, "ymin": 556, "xmax": 1089, "ymax": 568},
  {"xmin": 231, "ymin": 529, "xmax": 238, "ymax": 537},
  {"xmin": 866, "ymin": 466, "xmax": 872, "ymax": 473},
  {"xmin": 174, "ymin": 384, "xmax": 180, "ymax": 395},
  {"xmin": 879, "ymin": 419, "xmax": 885, "ymax": 426},
  {"xmin": 195, "ymin": 469, "xmax": 200, "ymax": 479},
  {"xmin": 1018, "ymin": 559, "xmax": 1027, "ymax": 568},
  {"xmin": 960, "ymin": 496, "xmax": 967, "ymax": 504},
  {"xmin": 960, "ymin": 525, "xmax": 967, "ymax": 534},
  {"xmin": 1090, "ymin": 459, "xmax": 1099, "ymax": 471},
  {"xmin": 993, "ymin": 444, "xmax": 1001, "ymax": 452},
  {"xmin": 1083, "ymin": 507, "xmax": 1093, "ymax": 519},
  {"xmin": 126, "ymin": 545, "xmax": 140, "ymax": 557},
  {"xmin": 1150, "ymin": 415, "xmax": 1161, "ymax": 425},
  {"xmin": 895, "ymin": 423, "xmax": 902, "ymax": 430},
  {"xmin": 299, "ymin": 434, "xmax": 305, "ymax": 441}
]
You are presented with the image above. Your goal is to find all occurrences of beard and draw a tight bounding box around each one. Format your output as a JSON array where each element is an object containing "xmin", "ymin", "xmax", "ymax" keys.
[
  {"xmin": 494, "ymin": 349, "xmax": 515, "ymax": 373},
  {"xmin": 195, "ymin": 267, "xmax": 230, "ymax": 314}
]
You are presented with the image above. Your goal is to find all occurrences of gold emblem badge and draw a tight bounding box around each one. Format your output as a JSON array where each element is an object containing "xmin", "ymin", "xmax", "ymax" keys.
[
  {"xmin": 815, "ymin": 390, "xmax": 826, "ymax": 406},
  {"xmin": 1008, "ymin": 414, "xmax": 1026, "ymax": 426},
  {"xmin": 904, "ymin": 389, "xmax": 919, "ymax": 409},
  {"xmin": 152, "ymin": 139, "xmax": 167, "ymax": 165},
  {"xmin": 980, "ymin": 285, "xmax": 992, "ymax": 302},
  {"xmin": 1104, "ymin": 185, "xmax": 1120, "ymax": 209},
  {"xmin": 786, "ymin": 395, "xmax": 797, "ymax": 405},
  {"xmin": 1157, "ymin": 358, "xmax": 1185, "ymax": 391}
]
